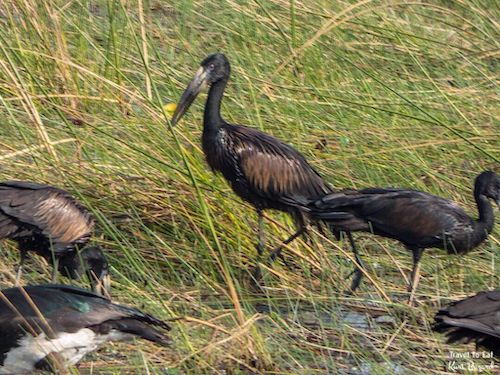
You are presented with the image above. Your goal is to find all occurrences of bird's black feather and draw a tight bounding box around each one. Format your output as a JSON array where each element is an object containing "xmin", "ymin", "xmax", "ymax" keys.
[
  {"xmin": 433, "ymin": 290, "xmax": 500, "ymax": 355},
  {"xmin": 0, "ymin": 285, "xmax": 171, "ymax": 372},
  {"xmin": 173, "ymin": 53, "xmax": 333, "ymax": 260},
  {"xmin": 205, "ymin": 124, "xmax": 330, "ymax": 210},
  {"xmin": 310, "ymin": 174, "xmax": 497, "ymax": 253},
  {"xmin": 0, "ymin": 181, "xmax": 94, "ymax": 254},
  {"xmin": 0, "ymin": 181, "xmax": 110, "ymax": 291},
  {"xmin": 307, "ymin": 171, "xmax": 499, "ymax": 291},
  {"xmin": 0, "ymin": 284, "xmax": 171, "ymax": 343}
]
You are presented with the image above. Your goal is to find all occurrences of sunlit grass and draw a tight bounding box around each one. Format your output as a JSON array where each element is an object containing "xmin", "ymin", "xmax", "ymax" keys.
[{"xmin": 0, "ymin": 0, "xmax": 498, "ymax": 373}]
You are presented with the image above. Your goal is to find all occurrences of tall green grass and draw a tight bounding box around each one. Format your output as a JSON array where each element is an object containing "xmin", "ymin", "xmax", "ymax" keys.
[{"xmin": 0, "ymin": 0, "xmax": 498, "ymax": 373}]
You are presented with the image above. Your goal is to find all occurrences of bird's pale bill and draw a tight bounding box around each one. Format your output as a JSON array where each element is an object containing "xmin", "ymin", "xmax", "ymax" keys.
[
  {"xmin": 171, "ymin": 67, "xmax": 208, "ymax": 125},
  {"xmin": 94, "ymin": 272, "xmax": 111, "ymax": 298}
]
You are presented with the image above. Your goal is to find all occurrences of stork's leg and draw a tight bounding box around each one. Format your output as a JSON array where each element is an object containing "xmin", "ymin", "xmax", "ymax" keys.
[
  {"xmin": 253, "ymin": 210, "xmax": 265, "ymax": 280},
  {"xmin": 268, "ymin": 226, "xmax": 307, "ymax": 264},
  {"xmin": 346, "ymin": 231, "xmax": 365, "ymax": 292},
  {"xmin": 15, "ymin": 251, "xmax": 28, "ymax": 285},
  {"xmin": 51, "ymin": 257, "xmax": 59, "ymax": 284},
  {"xmin": 267, "ymin": 211, "xmax": 308, "ymax": 265},
  {"xmin": 256, "ymin": 209, "xmax": 265, "ymax": 257},
  {"xmin": 408, "ymin": 248, "xmax": 423, "ymax": 306}
]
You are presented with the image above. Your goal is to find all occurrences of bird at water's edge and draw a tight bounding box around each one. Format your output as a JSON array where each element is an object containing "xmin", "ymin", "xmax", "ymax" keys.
[
  {"xmin": 0, "ymin": 284, "xmax": 171, "ymax": 374},
  {"xmin": 433, "ymin": 290, "xmax": 500, "ymax": 355},
  {"xmin": 0, "ymin": 181, "xmax": 110, "ymax": 295},
  {"xmin": 305, "ymin": 171, "xmax": 499, "ymax": 301},
  {"xmin": 171, "ymin": 53, "xmax": 333, "ymax": 273}
]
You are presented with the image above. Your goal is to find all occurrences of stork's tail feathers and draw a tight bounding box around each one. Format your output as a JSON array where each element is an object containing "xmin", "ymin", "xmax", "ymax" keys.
[{"xmin": 107, "ymin": 318, "xmax": 172, "ymax": 346}]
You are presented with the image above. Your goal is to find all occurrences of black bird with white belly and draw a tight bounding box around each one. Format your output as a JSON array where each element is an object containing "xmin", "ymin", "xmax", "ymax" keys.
[
  {"xmin": 433, "ymin": 290, "xmax": 500, "ymax": 355},
  {"xmin": 307, "ymin": 171, "xmax": 499, "ymax": 297},
  {"xmin": 0, "ymin": 284, "xmax": 172, "ymax": 374},
  {"xmin": 0, "ymin": 181, "xmax": 110, "ymax": 294},
  {"xmin": 171, "ymin": 53, "xmax": 332, "ymax": 268}
]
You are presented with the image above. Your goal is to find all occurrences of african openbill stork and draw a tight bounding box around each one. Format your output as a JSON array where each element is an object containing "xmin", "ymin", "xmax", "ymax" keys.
[
  {"xmin": 0, "ymin": 181, "xmax": 110, "ymax": 295},
  {"xmin": 171, "ymin": 53, "xmax": 332, "ymax": 269},
  {"xmin": 433, "ymin": 290, "xmax": 500, "ymax": 355},
  {"xmin": 0, "ymin": 284, "xmax": 171, "ymax": 373},
  {"xmin": 306, "ymin": 171, "xmax": 499, "ymax": 298}
]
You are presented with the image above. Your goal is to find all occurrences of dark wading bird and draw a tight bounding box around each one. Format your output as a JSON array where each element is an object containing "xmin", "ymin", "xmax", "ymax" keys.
[
  {"xmin": 306, "ymin": 171, "xmax": 499, "ymax": 299},
  {"xmin": 0, "ymin": 284, "xmax": 172, "ymax": 374},
  {"xmin": 433, "ymin": 290, "xmax": 500, "ymax": 356},
  {"xmin": 171, "ymin": 53, "xmax": 332, "ymax": 272},
  {"xmin": 0, "ymin": 181, "xmax": 110, "ymax": 295}
]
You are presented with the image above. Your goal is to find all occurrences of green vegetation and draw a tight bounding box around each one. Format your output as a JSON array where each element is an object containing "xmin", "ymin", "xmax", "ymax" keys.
[{"xmin": 0, "ymin": 0, "xmax": 498, "ymax": 373}]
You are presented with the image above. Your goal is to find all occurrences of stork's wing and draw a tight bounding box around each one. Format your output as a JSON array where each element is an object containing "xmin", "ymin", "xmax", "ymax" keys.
[
  {"xmin": 0, "ymin": 182, "xmax": 94, "ymax": 247},
  {"xmin": 356, "ymin": 190, "xmax": 471, "ymax": 242},
  {"xmin": 311, "ymin": 188, "xmax": 473, "ymax": 245},
  {"xmin": 434, "ymin": 291, "xmax": 500, "ymax": 348},
  {"xmin": 0, "ymin": 285, "xmax": 171, "ymax": 342},
  {"xmin": 229, "ymin": 125, "xmax": 331, "ymax": 202}
]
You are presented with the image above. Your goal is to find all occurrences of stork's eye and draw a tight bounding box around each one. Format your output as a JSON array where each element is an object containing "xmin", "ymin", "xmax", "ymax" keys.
[{"xmin": 208, "ymin": 63, "xmax": 215, "ymax": 71}]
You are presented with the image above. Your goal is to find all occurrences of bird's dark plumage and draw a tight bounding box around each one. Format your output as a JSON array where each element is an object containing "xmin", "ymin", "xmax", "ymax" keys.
[
  {"xmin": 0, "ymin": 181, "xmax": 94, "ymax": 250},
  {"xmin": 206, "ymin": 123, "xmax": 330, "ymax": 210},
  {"xmin": 171, "ymin": 53, "xmax": 331, "ymax": 266},
  {"xmin": 0, "ymin": 181, "xmax": 109, "ymax": 293},
  {"xmin": 0, "ymin": 284, "xmax": 171, "ymax": 373},
  {"xmin": 433, "ymin": 290, "xmax": 500, "ymax": 355},
  {"xmin": 58, "ymin": 246, "xmax": 111, "ymax": 295},
  {"xmin": 307, "ymin": 171, "xmax": 499, "ymax": 295}
]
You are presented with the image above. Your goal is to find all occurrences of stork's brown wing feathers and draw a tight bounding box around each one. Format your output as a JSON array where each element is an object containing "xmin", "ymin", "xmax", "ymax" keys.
[
  {"xmin": 0, "ymin": 181, "xmax": 94, "ymax": 249},
  {"xmin": 230, "ymin": 125, "xmax": 331, "ymax": 202},
  {"xmin": 310, "ymin": 188, "xmax": 474, "ymax": 248}
]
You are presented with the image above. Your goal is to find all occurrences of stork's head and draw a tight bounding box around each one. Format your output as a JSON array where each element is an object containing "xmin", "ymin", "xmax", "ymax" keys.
[
  {"xmin": 171, "ymin": 53, "xmax": 230, "ymax": 125},
  {"xmin": 59, "ymin": 246, "xmax": 111, "ymax": 298},
  {"xmin": 474, "ymin": 171, "xmax": 500, "ymax": 207}
]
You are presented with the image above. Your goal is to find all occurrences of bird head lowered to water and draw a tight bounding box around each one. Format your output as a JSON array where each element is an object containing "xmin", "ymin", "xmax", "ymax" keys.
[
  {"xmin": 171, "ymin": 53, "xmax": 230, "ymax": 125},
  {"xmin": 58, "ymin": 246, "xmax": 111, "ymax": 297}
]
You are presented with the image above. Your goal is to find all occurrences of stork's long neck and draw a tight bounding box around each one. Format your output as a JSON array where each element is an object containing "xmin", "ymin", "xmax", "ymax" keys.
[
  {"xmin": 203, "ymin": 78, "xmax": 227, "ymax": 133},
  {"xmin": 475, "ymin": 193, "xmax": 495, "ymax": 235}
]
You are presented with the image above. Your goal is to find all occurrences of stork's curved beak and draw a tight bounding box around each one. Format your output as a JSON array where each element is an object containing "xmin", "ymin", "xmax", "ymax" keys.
[
  {"xmin": 92, "ymin": 271, "xmax": 111, "ymax": 299},
  {"xmin": 171, "ymin": 67, "xmax": 208, "ymax": 125}
]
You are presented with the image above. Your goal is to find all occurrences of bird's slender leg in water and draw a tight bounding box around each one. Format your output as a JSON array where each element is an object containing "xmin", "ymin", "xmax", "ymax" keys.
[
  {"xmin": 268, "ymin": 226, "xmax": 307, "ymax": 264},
  {"xmin": 408, "ymin": 248, "xmax": 424, "ymax": 306},
  {"xmin": 267, "ymin": 212, "xmax": 308, "ymax": 265},
  {"xmin": 15, "ymin": 251, "xmax": 28, "ymax": 285},
  {"xmin": 254, "ymin": 211, "xmax": 300, "ymax": 279},
  {"xmin": 346, "ymin": 231, "xmax": 365, "ymax": 292}
]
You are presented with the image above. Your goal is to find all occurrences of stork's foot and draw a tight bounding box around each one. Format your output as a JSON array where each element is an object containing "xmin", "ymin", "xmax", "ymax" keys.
[
  {"xmin": 268, "ymin": 247, "xmax": 280, "ymax": 264},
  {"xmin": 252, "ymin": 263, "xmax": 263, "ymax": 281},
  {"xmin": 406, "ymin": 293, "xmax": 423, "ymax": 307},
  {"xmin": 345, "ymin": 267, "xmax": 363, "ymax": 294},
  {"xmin": 248, "ymin": 263, "xmax": 268, "ymax": 294},
  {"xmin": 267, "ymin": 226, "xmax": 307, "ymax": 267},
  {"xmin": 267, "ymin": 247, "xmax": 292, "ymax": 270}
]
